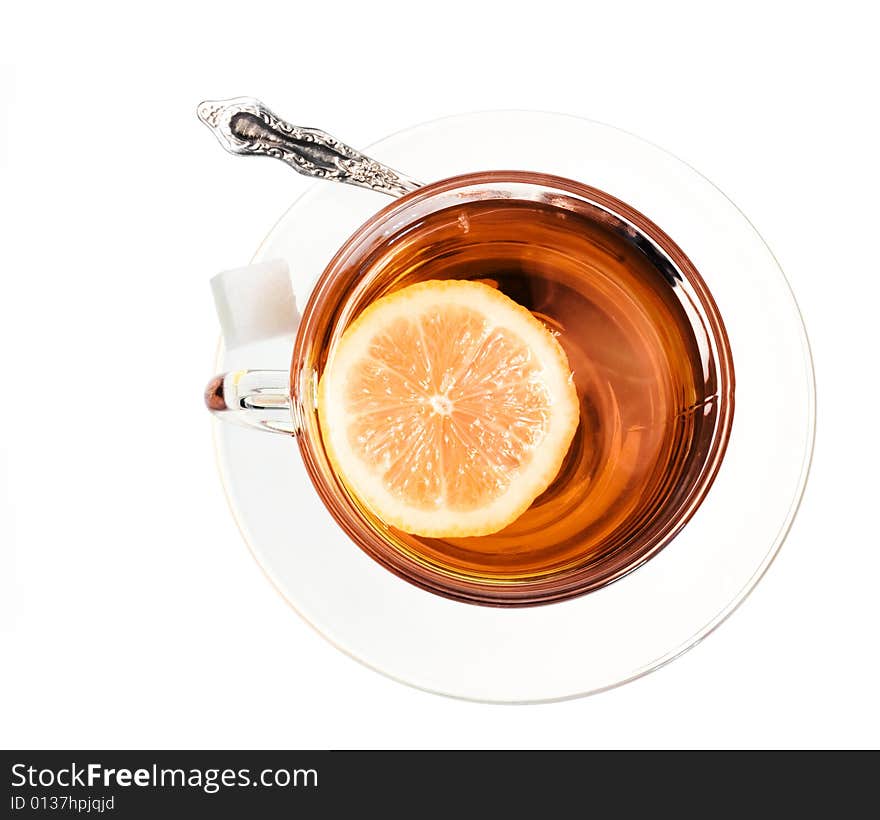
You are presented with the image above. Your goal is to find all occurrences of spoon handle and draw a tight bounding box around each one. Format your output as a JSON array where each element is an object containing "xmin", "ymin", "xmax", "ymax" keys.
[{"xmin": 197, "ymin": 97, "xmax": 421, "ymax": 197}]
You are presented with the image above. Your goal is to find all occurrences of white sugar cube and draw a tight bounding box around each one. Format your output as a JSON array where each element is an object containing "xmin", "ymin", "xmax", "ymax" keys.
[{"xmin": 211, "ymin": 259, "xmax": 299, "ymax": 350}]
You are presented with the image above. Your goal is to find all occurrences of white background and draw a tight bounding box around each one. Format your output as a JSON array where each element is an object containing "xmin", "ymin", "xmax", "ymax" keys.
[{"xmin": 1, "ymin": 1, "xmax": 877, "ymax": 749}]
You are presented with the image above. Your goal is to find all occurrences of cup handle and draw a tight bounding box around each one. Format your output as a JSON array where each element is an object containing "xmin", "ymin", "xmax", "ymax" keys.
[{"xmin": 205, "ymin": 369, "xmax": 297, "ymax": 435}]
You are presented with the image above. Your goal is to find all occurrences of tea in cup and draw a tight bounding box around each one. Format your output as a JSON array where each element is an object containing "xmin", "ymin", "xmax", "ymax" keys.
[{"xmin": 206, "ymin": 171, "xmax": 734, "ymax": 606}]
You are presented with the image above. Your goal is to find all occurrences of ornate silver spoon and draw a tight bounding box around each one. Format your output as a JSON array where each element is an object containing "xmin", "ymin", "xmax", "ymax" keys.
[{"xmin": 197, "ymin": 97, "xmax": 421, "ymax": 197}]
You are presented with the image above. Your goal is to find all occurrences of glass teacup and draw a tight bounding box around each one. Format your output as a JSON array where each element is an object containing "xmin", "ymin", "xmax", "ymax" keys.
[{"xmin": 205, "ymin": 171, "xmax": 734, "ymax": 606}]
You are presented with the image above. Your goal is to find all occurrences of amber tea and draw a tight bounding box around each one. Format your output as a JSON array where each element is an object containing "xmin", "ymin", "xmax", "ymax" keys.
[{"xmin": 295, "ymin": 174, "xmax": 734, "ymax": 605}]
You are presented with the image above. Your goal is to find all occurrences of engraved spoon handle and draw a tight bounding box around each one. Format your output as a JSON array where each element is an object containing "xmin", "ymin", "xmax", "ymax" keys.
[{"xmin": 197, "ymin": 97, "xmax": 422, "ymax": 197}]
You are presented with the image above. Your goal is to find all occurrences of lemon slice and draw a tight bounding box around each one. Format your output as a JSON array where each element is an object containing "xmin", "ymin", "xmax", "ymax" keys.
[{"xmin": 318, "ymin": 280, "xmax": 579, "ymax": 537}]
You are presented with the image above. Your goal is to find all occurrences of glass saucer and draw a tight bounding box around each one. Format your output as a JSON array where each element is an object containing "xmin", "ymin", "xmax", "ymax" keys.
[{"xmin": 213, "ymin": 111, "xmax": 814, "ymax": 702}]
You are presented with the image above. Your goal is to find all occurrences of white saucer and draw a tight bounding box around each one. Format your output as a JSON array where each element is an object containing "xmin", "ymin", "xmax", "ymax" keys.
[{"xmin": 212, "ymin": 111, "xmax": 815, "ymax": 702}]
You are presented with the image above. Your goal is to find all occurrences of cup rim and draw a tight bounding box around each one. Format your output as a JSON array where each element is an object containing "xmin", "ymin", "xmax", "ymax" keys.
[{"xmin": 290, "ymin": 169, "xmax": 735, "ymax": 607}]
